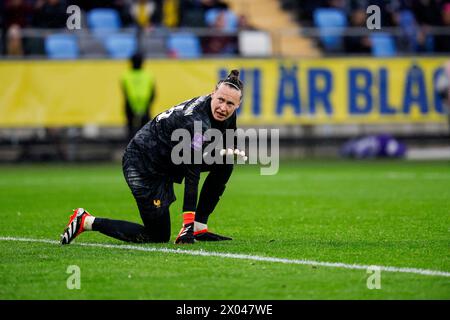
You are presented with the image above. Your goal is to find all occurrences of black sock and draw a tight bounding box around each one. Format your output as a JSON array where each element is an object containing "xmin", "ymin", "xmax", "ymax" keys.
[{"xmin": 92, "ymin": 216, "xmax": 170, "ymax": 243}]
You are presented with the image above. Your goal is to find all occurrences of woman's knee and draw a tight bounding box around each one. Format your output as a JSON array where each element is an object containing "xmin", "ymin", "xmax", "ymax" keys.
[{"xmin": 141, "ymin": 207, "xmax": 171, "ymax": 243}]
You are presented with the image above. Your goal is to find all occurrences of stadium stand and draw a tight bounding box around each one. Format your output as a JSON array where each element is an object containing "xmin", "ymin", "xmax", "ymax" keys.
[
  {"xmin": 4, "ymin": 0, "xmax": 450, "ymax": 58},
  {"xmin": 278, "ymin": 0, "xmax": 450, "ymax": 55},
  {"xmin": 0, "ymin": 0, "xmax": 449, "ymax": 163}
]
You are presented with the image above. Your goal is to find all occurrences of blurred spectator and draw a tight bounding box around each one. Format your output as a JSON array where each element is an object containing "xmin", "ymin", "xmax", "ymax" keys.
[
  {"xmin": 202, "ymin": 10, "xmax": 238, "ymax": 55},
  {"xmin": 412, "ymin": 0, "xmax": 442, "ymax": 26},
  {"xmin": 129, "ymin": 0, "xmax": 157, "ymax": 29},
  {"xmin": 162, "ymin": 0, "xmax": 180, "ymax": 28},
  {"xmin": 344, "ymin": 8, "xmax": 371, "ymax": 53},
  {"xmin": 327, "ymin": 0, "xmax": 347, "ymax": 10},
  {"xmin": 33, "ymin": 0, "xmax": 67, "ymax": 29},
  {"xmin": 4, "ymin": 0, "xmax": 33, "ymax": 29},
  {"xmin": 435, "ymin": 60, "xmax": 450, "ymax": 128},
  {"xmin": 0, "ymin": 4, "xmax": 3, "ymax": 54},
  {"xmin": 292, "ymin": 0, "xmax": 327, "ymax": 26},
  {"xmin": 411, "ymin": 0, "xmax": 443, "ymax": 52},
  {"xmin": 179, "ymin": 0, "xmax": 228, "ymax": 28},
  {"xmin": 238, "ymin": 14, "xmax": 257, "ymax": 31},
  {"xmin": 201, "ymin": 0, "xmax": 229, "ymax": 11},
  {"xmin": 179, "ymin": 0, "xmax": 206, "ymax": 27},
  {"xmin": 435, "ymin": 3, "xmax": 450, "ymax": 52},
  {"xmin": 6, "ymin": 24, "xmax": 24, "ymax": 56},
  {"xmin": 391, "ymin": 10, "xmax": 419, "ymax": 52},
  {"xmin": 3, "ymin": 0, "xmax": 33, "ymax": 56}
]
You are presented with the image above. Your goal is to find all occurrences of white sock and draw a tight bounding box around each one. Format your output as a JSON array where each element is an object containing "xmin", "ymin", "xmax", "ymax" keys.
[
  {"xmin": 83, "ymin": 215, "xmax": 95, "ymax": 231},
  {"xmin": 194, "ymin": 221, "xmax": 207, "ymax": 232}
]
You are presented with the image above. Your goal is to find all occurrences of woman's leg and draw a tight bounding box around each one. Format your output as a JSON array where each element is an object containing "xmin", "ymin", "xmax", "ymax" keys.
[
  {"xmin": 92, "ymin": 206, "xmax": 171, "ymax": 243},
  {"xmin": 195, "ymin": 163, "xmax": 234, "ymax": 224}
]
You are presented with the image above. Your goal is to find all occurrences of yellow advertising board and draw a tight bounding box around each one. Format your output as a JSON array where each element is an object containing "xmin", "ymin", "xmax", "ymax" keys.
[{"xmin": 0, "ymin": 58, "xmax": 447, "ymax": 127}]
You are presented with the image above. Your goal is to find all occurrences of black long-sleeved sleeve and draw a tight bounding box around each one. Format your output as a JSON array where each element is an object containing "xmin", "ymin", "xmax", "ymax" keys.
[{"xmin": 182, "ymin": 163, "xmax": 201, "ymax": 212}]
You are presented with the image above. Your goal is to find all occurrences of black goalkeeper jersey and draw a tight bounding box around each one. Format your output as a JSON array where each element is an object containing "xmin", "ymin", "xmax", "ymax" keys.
[{"xmin": 127, "ymin": 94, "xmax": 237, "ymax": 212}]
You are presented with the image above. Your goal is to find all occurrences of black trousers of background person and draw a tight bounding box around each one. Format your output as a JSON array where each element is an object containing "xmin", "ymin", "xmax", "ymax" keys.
[
  {"xmin": 92, "ymin": 156, "xmax": 234, "ymax": 243},
  {"xmin": 125, "ymin": 99, "xmax": 150, "ymax": 142},
  {"xmin": 126, "ymin": 113, "xmax": 150, "ymax": 143}
]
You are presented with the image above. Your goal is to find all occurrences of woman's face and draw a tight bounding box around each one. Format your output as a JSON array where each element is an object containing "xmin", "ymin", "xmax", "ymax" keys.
[{"xmin": 210, "ymin": 83, "xmax": 241, "ymax": 121}]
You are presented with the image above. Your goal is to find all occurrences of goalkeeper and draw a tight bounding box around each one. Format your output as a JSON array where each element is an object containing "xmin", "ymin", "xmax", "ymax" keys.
[{"xmin": 60, "ymin": 70, "xmax": 244, "ymax": 245}]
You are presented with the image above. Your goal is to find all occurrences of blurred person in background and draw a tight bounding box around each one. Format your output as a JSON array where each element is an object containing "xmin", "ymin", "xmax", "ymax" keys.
[
  {"xmin": 4, "ymin": 0, "xmax": 33, "ymax": 29},
  {"xmin": 6, "ymin": 24, "xmax": 24, "ymax": 56},
  {"xmin": 162, "ymin": 0, "xmax": 180, "ymax": 28},
  {"xmin": 411, "ymin": 0, "xmax": 443, "ymax": 26},
  {"xmin": 129, "ymin": 0, "xmax": 157, "ymax": 29},
  {"xmin": 33, "ymin": 0, "xmax": 67, "ymax": 29},
  {"xmin": 237, "ymin": 14, "xmax": 257, "ymax": 31},
  {"xmin": 200, "ymin": 0, "xmax": 229, "ymax": 11},
  {"xmin": 435, "ymin": 60, "xmax": 450, "ymax": 129},
  {"xmin": 122, "ymin": 52, "xmax": 156, "ymax": 142},
  {"xmin": 29, "ymin": 0, "xmax": 66, "ymax": 54},
  {"xmin": 411, "ymin": 0, "xmax": 443, "ymax": 52},
  {"xmin": 3, "ymin": 0, "xmax": 33, "ymax": 56},
  {"xmin": 434, "ymin": 2, "xmax": 450, "ymax": 53},
  {"xmin": 202, "ymin": 6, "xmax": 238, "ymax": 56},
  {"xmin": 292, "ymin": 0, "xmax": 325, "ymax": 26},
  {"xmin": 344, "ymin": 7, "xmax": 371, "ymax": 54}
]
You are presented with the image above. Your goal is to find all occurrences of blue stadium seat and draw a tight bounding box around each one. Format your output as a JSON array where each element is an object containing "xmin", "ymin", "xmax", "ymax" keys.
[
  {"xmin": 313, "ymin": 8, "xmax": 347, "ymax": 51},
  {"xmin": 87, "ymin": 9, "xmax": 121, "ymax": 38},
  {"xmin": 205, "ymin": 9, "xmax": 238, "ymax": 31},
  {"xmin": 370, "ymin": 33, "xmax": 396, "ymax": 57},
  {"xmin": 105, "ymin": 34, "xmax": 137, "ymax": 59},
  {"xmin": 45, "ymin": 34, "xmax": 79, "ymax": 59},
  {"xmin": 167, "ymin": 32, "xmax": 201, "ymax": 58}
]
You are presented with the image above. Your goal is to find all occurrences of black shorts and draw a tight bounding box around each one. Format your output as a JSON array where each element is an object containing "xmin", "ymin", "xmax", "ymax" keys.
[{"xmin": 122, "ymin": 145, "xmax": 176, "ymax": 219}]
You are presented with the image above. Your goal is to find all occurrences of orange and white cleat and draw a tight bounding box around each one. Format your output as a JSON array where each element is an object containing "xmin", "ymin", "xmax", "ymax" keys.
[
  {"xmin": 174, "ymin": 212, "xmax": 195, "ymax": 244},
  {"xmin": 174, "ymin": 222, "xmax": 195, "ymax": 244},
  {"xmin": 60, "ymin": 208, "xmax": 91, "ymax": 245}
]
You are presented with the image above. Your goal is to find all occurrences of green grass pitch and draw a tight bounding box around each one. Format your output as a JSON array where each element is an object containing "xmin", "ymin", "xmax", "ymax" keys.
[{"xmin": 0, "ymin": 160, "xmax": 449, "ymax": 299}]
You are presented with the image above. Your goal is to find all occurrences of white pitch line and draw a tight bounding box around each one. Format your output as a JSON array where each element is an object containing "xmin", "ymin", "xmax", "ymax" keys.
[{"xmin": 1, "ymin": 236, "xmax": 450, "ymax": 278}]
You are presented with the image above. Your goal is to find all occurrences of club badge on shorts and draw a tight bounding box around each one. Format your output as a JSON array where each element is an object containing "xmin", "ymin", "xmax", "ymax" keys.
[{"xmin": 153, "ymin": 199, "xmax": 161, "ymax": 208}]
